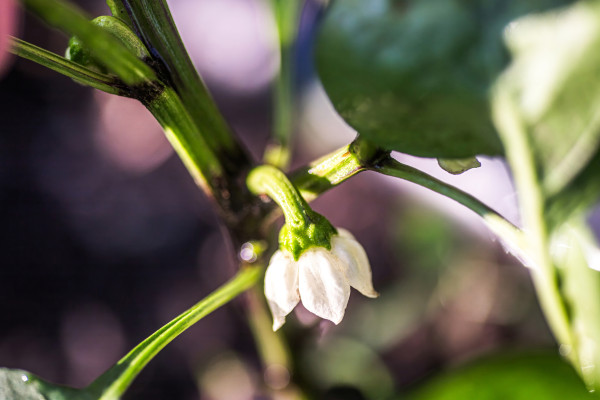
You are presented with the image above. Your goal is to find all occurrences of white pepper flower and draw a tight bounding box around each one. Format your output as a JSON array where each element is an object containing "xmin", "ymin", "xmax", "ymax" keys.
[{"xmin": 265, "ymin": 228, "xmax": 378, "ymax": 331}]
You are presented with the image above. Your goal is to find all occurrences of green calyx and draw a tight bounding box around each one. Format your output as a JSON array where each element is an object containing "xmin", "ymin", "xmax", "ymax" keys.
[
  {"xmin": 247, "ymin": 164, "xmax": 338, "ymax": 260},
  {"xmin": 279, "ymin": 212, "xmax": 337, "ymax": 261}
]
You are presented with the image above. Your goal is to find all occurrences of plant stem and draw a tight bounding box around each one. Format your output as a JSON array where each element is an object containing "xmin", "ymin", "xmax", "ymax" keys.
[
  {"xmin": 86, "ymin": 266, "xmax": 262, "ymax": 400},
  {"xmin": 106, "ymin": 0, "xmax": 135, "ymax": 28},
  {"xmin": 119, "ymin": 0, "xmax": 252, "ymax": 175},
  {"xmin": 291, "ymin": 138, "xmax": 388, "ymax": 201},
  {"xmin": 144, "ymin": 86, "xmax": 223, "ymax": 194},
  {"xmin": 264, "ymin": 0, "xmax": 302, "ymax": 169},
  {"xmin": 291, "ymin": 145, "xmax": 364, "ymax": 201},
  {"xmin": 375, "ymin": 158, "xmax": 503, "ymax": 220},
  {"xmin": 247, "ymin": 165, "xmax": 312, "ymax": 229},
  {"xmin": 113, "ymin": 0, "xmax": 263, "ymax": 245},
  {"xmin": 492, "ymin": 88, "xmax": 574, "ymax": 349},
  {"xmin": 246, "ymin": 286, "xmax": 292, "ymax": 371},
  {"xmin": 10, "ymin": 37, "xmax": 124, "ymax": 95},
  {"xmin": 373, "ymin": 157, "xmax": 527, "ymax": 254}
]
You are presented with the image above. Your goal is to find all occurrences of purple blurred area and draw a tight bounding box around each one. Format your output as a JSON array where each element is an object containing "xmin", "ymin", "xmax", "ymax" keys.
[
  {"xmin": 0, "ymin": 0, "xmax": 18, "ymax": 76},
  {"xmin": 0, "ymin": 1, "xmax": 558, "ymax": 399}
]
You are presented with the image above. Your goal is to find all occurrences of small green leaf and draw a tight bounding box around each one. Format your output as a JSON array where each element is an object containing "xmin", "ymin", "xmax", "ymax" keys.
[
  {"xmin": 0, "ymin": 369, "xmax": 85, "ymax": 400},
  {"xmin": 437, "ymin": 157, "xmax": 481, "ymax": 175}
]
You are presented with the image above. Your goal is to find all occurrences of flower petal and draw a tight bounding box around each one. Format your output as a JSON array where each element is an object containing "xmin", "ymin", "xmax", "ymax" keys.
[
  {"xmin": 264, "ymin": 250, "xmax": 300, "ymax": 331},
  {"xmin": 297, "ymin": 248, "xmax": 351, "ymax": 324},
  {"xmin": 332, "ymin": 229, "xmax": 379, "ymax": 298}
]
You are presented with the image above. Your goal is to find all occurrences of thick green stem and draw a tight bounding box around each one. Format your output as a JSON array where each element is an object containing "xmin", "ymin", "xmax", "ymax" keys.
[
  {"xmin": 290, "ymin": 138, "xmax": 388, "ymax": 202},
  {"xmin": 292, "ymin": 144, "xmax": 366, "ymax": 201},
  {"xmin": 119, "ymin": 0, "xmax": 252, "ymax": 175},
  {"xmin": 87, "ymin": 267, "xmax": 262, "ymax": 400},
  {"xmin": 145, "ymin": 87, "xmax": 223, "ymax": 194},
  {"xmin": 247, "ymin": 165, "xmax": 311, "ymax": 229}
]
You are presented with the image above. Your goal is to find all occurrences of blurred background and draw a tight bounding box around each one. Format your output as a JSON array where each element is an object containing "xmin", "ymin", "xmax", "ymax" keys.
[{"xmin": 0, "ymin": 0, "xmax": 591, "ymax": 399}]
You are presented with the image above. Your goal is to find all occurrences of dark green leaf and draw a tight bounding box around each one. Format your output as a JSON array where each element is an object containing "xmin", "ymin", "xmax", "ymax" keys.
[
  {"xmin": 0, "ymin": 369, "xmax": 86, "ymax": 400},
  {"xmin": 316, "ymin": 0, "xmax": 572, "ymax": 158}
]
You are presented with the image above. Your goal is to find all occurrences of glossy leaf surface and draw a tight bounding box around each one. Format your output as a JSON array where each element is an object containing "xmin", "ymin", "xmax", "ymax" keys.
[{"xmin": 316, "ymin": 0, "xmax": 572, "ymax": 158}]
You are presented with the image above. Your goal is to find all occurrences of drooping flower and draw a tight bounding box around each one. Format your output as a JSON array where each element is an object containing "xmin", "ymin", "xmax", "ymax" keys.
[{"xmin": 265, "ymin": 228, "xmax": 378, "ymax": 331}]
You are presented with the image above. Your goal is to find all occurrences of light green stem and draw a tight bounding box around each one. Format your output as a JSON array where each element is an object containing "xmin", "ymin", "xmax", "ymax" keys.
[
  {"xmin": 292, "ymin": 144, "xmax": 366, "ymax": 202},
  {"xmin": 10, "ymin": 37, "xmax": 122, "ymax": 95},
  {"xmin": 246, "ymin": 287, "xmax": 292, "ymax": 370},
  {"xmin": 87, "ymin": 267, "xmax": 262, "ymax": 400},
  {"xmin": 375, "ymin": 158, "xmax": 506, "ymax": 220},
  {"xmin": 492, "ymin": 89, "xmax": 574, "ymax": 350},
  {"xmin": 264, "ymin": 0, "xmax": 302, "ymax": 169},
  {"xmin": 247, "ymin": 165, "xmax": 311, "ymax": 228},
  {"xmin": 374, "ymin": 158, "xmax": 527, "ymax": 255}
]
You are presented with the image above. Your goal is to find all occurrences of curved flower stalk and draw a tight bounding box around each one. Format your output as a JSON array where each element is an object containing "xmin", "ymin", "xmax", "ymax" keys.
[
  {"xmin": 265, "ymin": 228, "xmax": 378, "ymax": 330},
  {"xmin": 247, "ymin": 165, "xmax": 378, "ymax": 331}
]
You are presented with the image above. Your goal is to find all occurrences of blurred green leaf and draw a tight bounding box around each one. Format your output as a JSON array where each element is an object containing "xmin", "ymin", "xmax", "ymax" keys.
[
  {"xmin": 394, "ymin": 207, "xmax": 460, "ymax": 275},
  {"xmin": 546, "ymin": 148, "xmax": 600, "ymax": 228},
  {"xmin": 491, "ymin": 1, "xmax": 600, "ymax": 391},
  {"xmin": 0, "ymin": 369, "xmax": 85, "ymax": 400},
  {"xmin": 303, "ymin": 337, "xmax": 394, "ymax": 400},
  {"xmin": 500, "ymin": 1, "xmax": 600, "ymax": 199},
  {"xmin": 409, "ymin": 352, "xmax": 595, "ymax": 400},
  {"xmin": 552, "ymin": 216, "xmax": 600, "ymax": 390}
]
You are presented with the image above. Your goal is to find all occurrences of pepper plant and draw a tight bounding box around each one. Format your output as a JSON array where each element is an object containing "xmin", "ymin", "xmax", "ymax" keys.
[{"xmin": 3, "ymin": 0, "xmax": 600, "ymax": 398}]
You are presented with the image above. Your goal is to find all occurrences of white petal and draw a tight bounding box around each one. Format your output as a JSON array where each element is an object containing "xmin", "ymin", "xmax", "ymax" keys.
[
  {"xmin": 264, "ymin": 250, "xmax": 300, "ymax": 331},
  {"xmin": 331, "ymin": 232, "xmax": 379, "ymax": 298},
  {"xmin": 297, "ymin": 248, "xmax": 351, "ymax": 324},
  {"xmin": 336, "ymin": 227, "xmax": 356, "ymax": 240}
]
